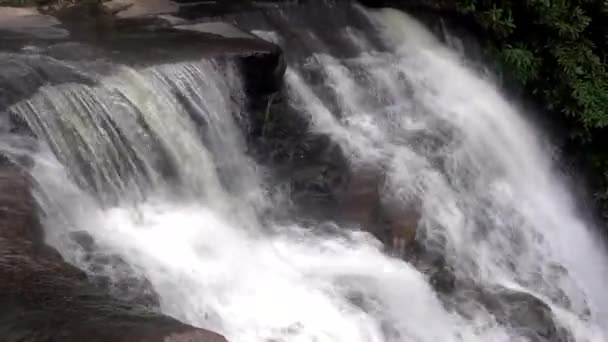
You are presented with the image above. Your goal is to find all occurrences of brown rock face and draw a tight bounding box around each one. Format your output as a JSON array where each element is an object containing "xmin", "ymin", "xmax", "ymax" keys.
[
  {"xmin": 382, "ymin": 201, "xmax": 421, "ymax": 256},
  {"xmin": 0, "ymin": 164, "xmax": 227, "ymax": 342},
  {"xmin": 333, "ymin": 166, "xmax": 420, "ymax": 253},
  {"xmin": 337, "ymin": 167, "xmax": 382, "ymax": 225}
]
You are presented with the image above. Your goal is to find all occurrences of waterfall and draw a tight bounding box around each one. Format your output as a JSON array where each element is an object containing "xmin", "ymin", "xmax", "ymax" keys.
[
  {"xmin": 2, "ymin": 3, "xmax": 608, "ymax": 342},
  {"xmin": 261, "ymin": 6, "xmax": 608, "ymax": 340}
]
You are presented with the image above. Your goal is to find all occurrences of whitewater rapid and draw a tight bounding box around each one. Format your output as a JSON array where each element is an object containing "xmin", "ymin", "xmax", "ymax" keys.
[
  {"xmin": 280, "ymin": 8, "xmax": 608, "ymax": 339},
  {"xmin": 2, "ymin": 4, "xmax": 607, "ymax": 342}
]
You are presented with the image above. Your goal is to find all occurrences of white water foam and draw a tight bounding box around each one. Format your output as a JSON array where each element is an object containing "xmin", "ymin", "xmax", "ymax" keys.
[
  {"xmin": 12, "ymin": 59, "xmax": 504, "ymax": 341},
  {"xmin": 283, "ymin": 7, "xmax": 608, "ymax": 340}
]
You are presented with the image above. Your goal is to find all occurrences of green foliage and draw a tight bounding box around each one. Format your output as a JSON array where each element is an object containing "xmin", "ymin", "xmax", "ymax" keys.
[
  {"xmin": 454, "ymin": 0, "xmax": 608, "ymax": 130},
  {"xmin": 452, "ymin": 0, "xmax": 608, "ymax": 212},
  {"xmin": 499, "ymin": 45, "xmax": 540, "ymax": 84},
  {"xmin": 478, "ymin": 5, "xmax": 516, "ymax": 38}
]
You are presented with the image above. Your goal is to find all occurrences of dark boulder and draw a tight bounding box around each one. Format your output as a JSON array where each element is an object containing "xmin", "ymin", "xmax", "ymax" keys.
[
  {"xmin": 246, "ymin": 93, "xmax": 425, "ymax": 257},
  {"xmin": 245, "ymin": 95, "xmax": 350, "ymax": 220},
  {"xmin": 428, "ymin": 265, "xmax": 456, "ymax": 294},
  {"xmin": 448, "ymin": 284, "xmax": 571, "ymax": 342},
  {"xmin": 240, "ymin": 43, "xmax": 286, "ymax": 97},
  {"xmin": 484, "ymin": 287, "xmax": 571, "ymax": 342}
]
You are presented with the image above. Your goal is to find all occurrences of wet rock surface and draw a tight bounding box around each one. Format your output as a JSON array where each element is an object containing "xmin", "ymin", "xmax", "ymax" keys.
[
  {"xmin": 448, "ymin": 284, "xmax": 573, "ymax": 342},
  {"xmin": 0, "ymin": 164, "xmax": 227, "ymax": 342},
  {"xmin": 102, "ymin": 0, "xmax": 179, "ymax": 18},
  {"xmin": 246, "ymin": 92, "xmax": 421, "ymax": 250}
]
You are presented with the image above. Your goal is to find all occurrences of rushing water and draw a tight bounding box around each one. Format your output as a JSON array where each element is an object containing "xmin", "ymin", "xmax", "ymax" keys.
[{"xmin": 2, "ymin": 3, "xmax": 608, "ymax": 342}]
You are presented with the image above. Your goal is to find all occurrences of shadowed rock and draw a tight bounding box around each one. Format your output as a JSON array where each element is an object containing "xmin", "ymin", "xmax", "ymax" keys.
[
  {"xmin": 484, "ymin": 287, "xmax": 572, "ymax": 342},
  {"xmin": 445, "ymin": 283, "xmax": 572, "ymax": 342}
]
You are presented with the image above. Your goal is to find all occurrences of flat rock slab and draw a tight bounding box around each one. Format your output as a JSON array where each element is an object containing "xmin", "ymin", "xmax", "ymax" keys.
[
  {"xmin": 0, "ymin": 0, "xmax": 285, "ymax": 100},
  {"xmin": 0, "ymin": 6, "xmax": 68, "ymax": 39},
  {"xmin": 0, "ymin": 6, "xmax": 40, "ymax": 18},
  {"xmin": 175, "ymin": 22, "xmax": 256, "ymax": 39},
  {"xmin": 103, "ymin": 0, "xmax": 179, "ymax": 18}
]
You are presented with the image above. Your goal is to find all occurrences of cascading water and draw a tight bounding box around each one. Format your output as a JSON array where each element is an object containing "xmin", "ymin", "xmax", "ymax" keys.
[
  {"xmin": 2, "ymin": 3, "xmax": 608, "ymax": 342},
  {"xmin": 252, "ymin": 5, "xmax": 608, "ymax": 340}
]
